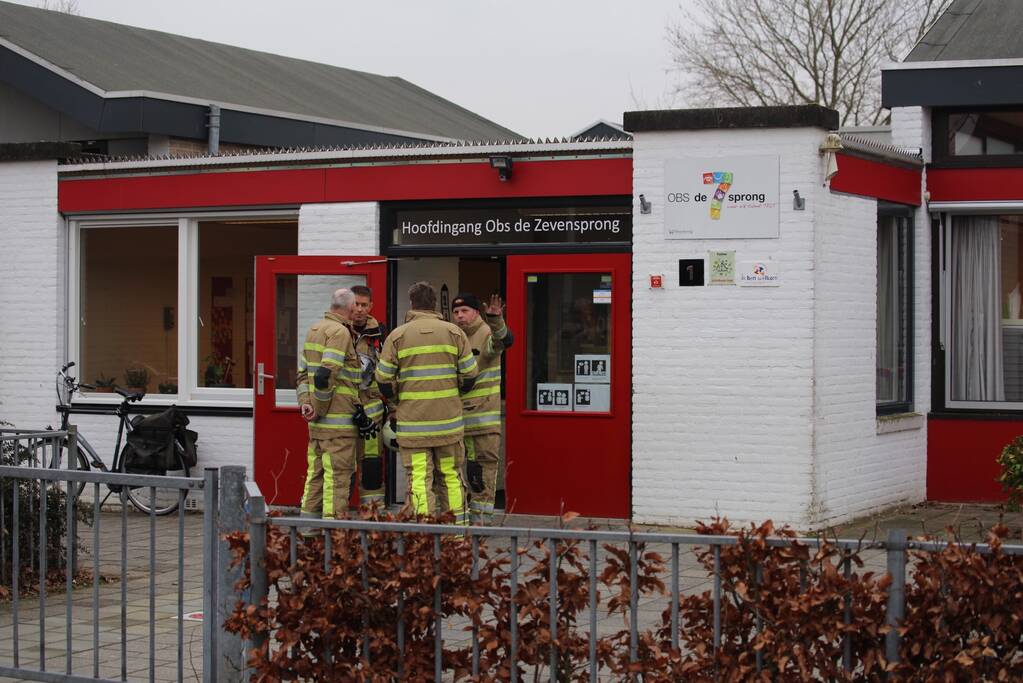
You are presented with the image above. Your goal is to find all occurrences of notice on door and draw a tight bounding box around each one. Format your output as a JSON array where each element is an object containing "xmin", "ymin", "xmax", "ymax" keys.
[
  {"xmin": 575, "ymin": 355, "xmax": 610, "ymax": 384},
  {"xmin": 573, "ymin": 384, "xmax": 610, "ymax": 412},
  {"xmin": 536, "ymin": 383, "xmax": 573, "ymax": 411}
]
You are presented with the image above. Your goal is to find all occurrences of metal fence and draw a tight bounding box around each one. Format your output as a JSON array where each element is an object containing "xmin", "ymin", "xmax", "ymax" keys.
[
  {"xmin": 0, "ymin": 429, "xmax": 222, "ymax": 683},
  {"xmin": 242, "ymin": 481, "xmax": 1023, "ymax": 682}
]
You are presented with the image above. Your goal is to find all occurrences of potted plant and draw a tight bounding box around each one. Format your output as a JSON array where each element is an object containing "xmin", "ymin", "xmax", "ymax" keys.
[
  {"xmin": 93, "ymin": 372, "xmax": 116, "ymax": 393},
  {"xmin": 158, "ymin": 381, "xmax": 178, "ymax": 395},
  {"xmin": 203, "ymin": 354, "xmax": 235, "ymax": 388},
  {"xmin": 124, "ymin": 365, "xmax": 150, "ymax": 394}
]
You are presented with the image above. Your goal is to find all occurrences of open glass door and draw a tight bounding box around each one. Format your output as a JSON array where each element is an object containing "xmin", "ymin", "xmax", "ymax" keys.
[
  {"xmin": 505, "ymin": 253, "xmax": 631, "ymax": 518},
  {"xmin": 253, "ymin": 255, "xmax": 387, "ymax": 506}
]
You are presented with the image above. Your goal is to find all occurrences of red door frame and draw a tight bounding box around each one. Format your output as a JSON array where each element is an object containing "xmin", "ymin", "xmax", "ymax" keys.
[
  {"xmin": 252, "ymin": 255, "xmax": 387, "ymax": 506},
  {"xmin": 504, "ymin": 252, "xmax": 632, "ymax": 518}
]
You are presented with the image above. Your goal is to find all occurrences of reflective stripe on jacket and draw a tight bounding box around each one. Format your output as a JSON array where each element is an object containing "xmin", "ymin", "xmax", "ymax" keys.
[
  {"xmin": 461, "ymin": 312, "xmax": 509, "ymax": 435},
  {"xmin": 296, "ymin": 311, "xmax": 361, "ymax": 439},
  {"xmin": 340, "ymin": 314, "xmax": 386, "ymax": 423},
  {"xmin": 375, "ymin": 309, "xmax": 478, "ymax": 447}
]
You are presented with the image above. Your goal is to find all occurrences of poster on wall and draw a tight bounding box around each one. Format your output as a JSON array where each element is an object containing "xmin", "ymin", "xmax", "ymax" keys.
[
  {"xmin": 708, "ymin": 250, "xmax": 736, "ymax": 285},
  {"xmin": 574, "ymin": 384, "xmax": 611, "ymax": 412},
  {"xmin": 663, "ymin": 155, "xmax": 780, "ymax": 239},
  {"xmin": 537, "ymin": 383, "xmax": 573, "ymax": 411},
  {"xmin": 574, "ymin": 354, "xmax": 610, "ymax": 384}
]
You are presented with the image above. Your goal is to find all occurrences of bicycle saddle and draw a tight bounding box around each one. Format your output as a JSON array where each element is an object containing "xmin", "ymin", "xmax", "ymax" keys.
[{"xmin": 114, "ymin": 387, "xmax": 145, "ymax": 402}]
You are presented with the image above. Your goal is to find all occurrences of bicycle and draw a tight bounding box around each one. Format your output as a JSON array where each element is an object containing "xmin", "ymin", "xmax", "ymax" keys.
[{"xmin": 51, "ymin": 362, "xmax": 193, "ymax": 515}]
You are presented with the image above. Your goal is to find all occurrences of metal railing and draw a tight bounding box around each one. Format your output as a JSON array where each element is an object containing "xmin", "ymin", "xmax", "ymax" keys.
[
  {"xmin": 0, "ymin": 429, "xmax": 217, "ymax": 683},
  {"xmin": 242, "ymin": 481, "xmax": 1023, "ymax": 681}
]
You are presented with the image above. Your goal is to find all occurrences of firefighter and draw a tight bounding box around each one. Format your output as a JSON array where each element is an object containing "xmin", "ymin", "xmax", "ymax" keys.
[
  {"xmin": 375, "ymin": 281, "xmax": 478, "ymax": 524},
  {"xmin": 296, "ymin": 288, "xmax": 378, "ymax": 522},
  {"xmin": 451, "ymin": 292, "xmax": 513, "ymax": 525},
  {"xmin": 347, "ymin": 284, "xmax": 387, "ymax": 507}
]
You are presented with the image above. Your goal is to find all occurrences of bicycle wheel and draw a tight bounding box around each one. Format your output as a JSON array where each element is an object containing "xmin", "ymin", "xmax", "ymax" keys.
[
  {"xmin": 67, "ymin": 434, "xmax": 97, "ymax": 500},
  {"xmin": 121, "ymin": 441, "xmax": 191, "ymax": 516}
]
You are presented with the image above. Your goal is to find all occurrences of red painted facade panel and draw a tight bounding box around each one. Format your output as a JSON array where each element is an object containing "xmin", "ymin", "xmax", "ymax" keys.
[
  {"xmin": 828, "ymin": 153, "xmax": 922, "ymax": 206},
  {"xmin": 927, "ymin": 418, "xmax": 1022, "ymax": 502},
  {"xmin": 59, "ymin": 158, "xmax": 632, "ymax": 213},
  {"xmin": 927, "ymin": 167, "xmax": 1023, "ymax": 202}
]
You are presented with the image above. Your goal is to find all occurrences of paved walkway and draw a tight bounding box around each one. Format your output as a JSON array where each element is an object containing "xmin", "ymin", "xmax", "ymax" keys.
[{"xmin": 1, "ymin": 501, "xmax": 1019, "ymax": 682}]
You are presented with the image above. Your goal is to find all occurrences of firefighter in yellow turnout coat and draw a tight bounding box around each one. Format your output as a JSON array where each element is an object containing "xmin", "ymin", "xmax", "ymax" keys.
[
  {"xmin": 296, "ymin": 289, "xmax": 378, "ymax": 519},
  {"xmin": 375, "ymin": 282, "xmax": 478, "ymax": 524},
  {"xmin": 342, "ymin": 286, "xmax": 387, "ymax": 506},
  {"xmin": 452, "ymin": 293, "xmax": 512, "ymax": 525}
]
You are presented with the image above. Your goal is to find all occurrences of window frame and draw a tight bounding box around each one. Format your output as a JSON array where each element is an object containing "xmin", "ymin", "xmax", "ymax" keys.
[
  {"xmin": 932, "ymin": 107, "xmax": 1023, "ymax": 168},
  {"xmin": 876, "ymin": 202, "xmax": 915, "ymax": 416},
  {"xmin": 938, "ymin": 207, "xmax": 1023, "ymax": 411},
  {"xmin": 67, "ymin": 209, "xmax": 299, "ymax": 409}
]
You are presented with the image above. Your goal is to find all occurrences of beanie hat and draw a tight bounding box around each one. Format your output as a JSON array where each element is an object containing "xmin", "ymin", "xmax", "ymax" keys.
[{"xmin": 451, "ymin": 293, "xmax": 482, "ymax": 311}]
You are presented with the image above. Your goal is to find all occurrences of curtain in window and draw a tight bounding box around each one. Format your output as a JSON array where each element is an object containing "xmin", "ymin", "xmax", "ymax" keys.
[
  {"xmin": 950, "ymin": 215, "xmax": 1005, "ymax": 401},
  {"xmin": 877, "ymin": 216, "xmax": 901, "ymax": 403}
]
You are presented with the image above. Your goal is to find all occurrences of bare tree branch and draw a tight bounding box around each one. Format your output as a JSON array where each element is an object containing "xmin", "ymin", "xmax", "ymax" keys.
[
  {"xmin": 37, "ymin": 0, "xmax": 79, "ymax": 14},
  {"xmin": 668, "ymin": 0, "xmax": 952, "ymax": 126}
]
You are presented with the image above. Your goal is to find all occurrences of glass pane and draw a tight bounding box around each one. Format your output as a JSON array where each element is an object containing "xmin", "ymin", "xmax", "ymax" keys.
[
  {"xmin": 876, "ymin": 215, "xmax": 909, "ymax": 405},
  {"xmin": 80, "ymin": 226, "xmax": 178, "ymax": 395},
  {"xmin": 274, "ymin": 273, "xmax": 367, "ymax": 406},
  {"xmin": 198, "ymin": 220, "xmax": 297, "ymax": 388},
  {"xmin": 525, "ymin": 272, "xmax": 612, "ymax": 412},
  {"xmin": 948, "ymin": 112, "xmax": 1023, "ymax": 156},
  {"xmin": 948, "ymin": 215, "xmax": 1023, "ymax": 402}
]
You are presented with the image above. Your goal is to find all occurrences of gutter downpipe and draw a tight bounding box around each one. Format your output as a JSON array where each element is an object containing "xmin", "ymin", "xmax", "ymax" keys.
[{"xmin": 207, "ymin": 104, "xmax": 221, "ymax": 155}]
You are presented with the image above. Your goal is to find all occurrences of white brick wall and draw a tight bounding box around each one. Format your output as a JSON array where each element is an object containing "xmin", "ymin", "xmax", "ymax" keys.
[
  {"xmin": 811, "ymin": 185, "xmax": 929, "ymax": 527},
  {"xmin": 890, "ymin": 107, "xmax": 932, "ymax": 162},
  {"xmin": 632, "ymin": 129, "xmax": 822, "ymax": 528},
  {"xmin": 0, "ymin": 160, "xmax": 63, "ymax": 431},
  {"xmin": 631, "ymin": 127, "xmax": 928, "ymax": 529}
]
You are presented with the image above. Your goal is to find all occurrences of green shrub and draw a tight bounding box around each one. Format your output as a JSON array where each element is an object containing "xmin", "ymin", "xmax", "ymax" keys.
[{"xmin": 997, "ymin": 435, "xmax": 1023, "ymax": 510}]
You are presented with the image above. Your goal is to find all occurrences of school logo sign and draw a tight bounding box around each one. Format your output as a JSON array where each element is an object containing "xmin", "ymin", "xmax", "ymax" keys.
[{"xmin": 663, "ymin": 156, "xmax": 780, "ymax": 239}]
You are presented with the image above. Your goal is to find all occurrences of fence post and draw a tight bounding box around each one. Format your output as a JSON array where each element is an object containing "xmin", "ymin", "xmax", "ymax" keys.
[
  {"xmin": 218, "ymin": 466, "xmax": 247, "ymax": 683},
  {"xmin": 67, "ymin": 427, "xmax": 79, "ymax": 575},
  {"xmin": 247, "ymin": 483, "xmax": 268, "ymax": 683},
  {"xmin": 885, "ymin": 528, "xmax": 907, "ymax": 667},
  {"xmin": 203, "ymin": 467, "xmax": 220, "ymax": 683}
]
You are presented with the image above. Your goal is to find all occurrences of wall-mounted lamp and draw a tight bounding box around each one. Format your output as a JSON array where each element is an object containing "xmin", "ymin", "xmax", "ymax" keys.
[
  {"xmin": 639, "ymin": 194, "xmax": 652, "ymax": 214},
  {"xmin": 792, "ymin": 189, "xmax": 805, "ymax": 211},
  {"xmin": 819, "ymin": 132, "xmax": 843, "ymax": 183},
  {"xmin": 489, "ymin": 155, "xmax": 513, "ymax": 182}
]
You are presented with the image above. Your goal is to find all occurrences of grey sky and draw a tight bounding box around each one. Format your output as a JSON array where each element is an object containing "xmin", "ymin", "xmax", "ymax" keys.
[{"xmin": 15, "ymin": 0, "xmax": 687, "ymax": 139}]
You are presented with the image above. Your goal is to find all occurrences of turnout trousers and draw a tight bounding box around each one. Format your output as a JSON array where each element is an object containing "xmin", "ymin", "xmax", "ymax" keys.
[
  {"xmin": 465, "ymin": 433, "xmax": 501, "ymax": 525},
  {"xmin": 401, "ymin": 442, "xmax": 468, "ymax": 525},
  {"xmin": 356, "ymin": 435, "xmax": 385, "ymax": 506},
  {"xmin": 301, "ymin": 435, "xmax": 357, "ymax": 519}
]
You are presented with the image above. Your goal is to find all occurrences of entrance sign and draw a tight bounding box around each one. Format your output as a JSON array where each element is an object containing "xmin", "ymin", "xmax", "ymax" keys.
[
  {"xmin": 738, "ymin": 260, "xmax": 781, "ymax": 286},
  {"xmin": 574, "ymin": 384, "xmax": 611, "ymax": 412},
  {"xmin": 390, "ymin": 206, "xmax": 631, "ymax": 246},
  {"xmin": 664, "ymin": 155, "xmax": 780, "ymax": 239},
  {"xmin": 575, "ymin": 354, "xmax": 610, "ymax": 384}
]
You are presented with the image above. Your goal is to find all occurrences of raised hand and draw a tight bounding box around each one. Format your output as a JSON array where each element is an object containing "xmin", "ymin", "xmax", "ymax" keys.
[{"xmin": 486, "ymin": 294, "xmax": 504, "ymax": 316}]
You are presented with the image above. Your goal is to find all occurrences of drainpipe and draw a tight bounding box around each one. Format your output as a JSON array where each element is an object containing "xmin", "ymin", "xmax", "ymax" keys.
[{"xmin": 207, "ymin": 104, "xmax": 221, "ymax": 155}]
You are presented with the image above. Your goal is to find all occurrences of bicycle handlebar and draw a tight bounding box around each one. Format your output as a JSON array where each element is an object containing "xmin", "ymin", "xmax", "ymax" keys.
[{"xmin": 62, "ymin": 361, "xmax": 75, "ymax": 372}]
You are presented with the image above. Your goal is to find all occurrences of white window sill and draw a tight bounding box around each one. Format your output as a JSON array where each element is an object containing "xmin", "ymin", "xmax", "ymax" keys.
[
  {"xmin": 73, "ymin": 393, "xmax": 253, "ymax": 410},
  {"xmin": 876, "ymin": 412, "xmax": 925, "ymax": 434}
]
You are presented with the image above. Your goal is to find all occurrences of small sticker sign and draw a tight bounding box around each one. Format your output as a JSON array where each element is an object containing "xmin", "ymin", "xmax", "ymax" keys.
[
  {"xmin": 708, "ymin": 250, "xmax": 736, "ymax": 285},
  {"xmin": 536, "ymin": 383, "xmax": 573, "ymax": 411},
  {"xmin": 574, "ymin": 354, "xmax": 610, "ymax": 384},
  {"xmin": 573, "ymin": 384, "xmax": 611, "ymax": 412},
  {"xmin": 593, "ymin": 289, "xmax": 612, "ymax": 305},
  {"xmin": 737, "ymin": 260, "xmax": 781, "ymax": 286}
]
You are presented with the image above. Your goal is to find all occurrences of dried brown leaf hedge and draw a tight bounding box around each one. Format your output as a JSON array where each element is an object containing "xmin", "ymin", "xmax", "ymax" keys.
[{"xmin": 224, "ymin": 513, "xmax": 1023, "ymax": 682}]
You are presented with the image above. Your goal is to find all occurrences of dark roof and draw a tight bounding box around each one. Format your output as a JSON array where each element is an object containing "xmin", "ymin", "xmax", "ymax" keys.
[
  {"xmin": 906, "ymin": 0, "xmax": 1023, "ymax": 61},
  {"xmin": 624, "ymin": 105, "xmax": 839, "ymax": 133},
  {"xmin": 0, "ymin": 1, "xmax": 520, "ymax": 142}
]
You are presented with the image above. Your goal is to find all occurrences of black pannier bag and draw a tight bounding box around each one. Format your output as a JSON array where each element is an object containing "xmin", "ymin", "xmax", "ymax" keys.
[{"xmin": 122, "ymin": 406, "xmax": 195, "ymax": 473}]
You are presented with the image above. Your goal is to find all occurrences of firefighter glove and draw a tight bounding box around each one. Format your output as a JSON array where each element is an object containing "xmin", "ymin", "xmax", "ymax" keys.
[{"xmin": 353, "ymin": 404, "xmax": 379, "ymax": 439}]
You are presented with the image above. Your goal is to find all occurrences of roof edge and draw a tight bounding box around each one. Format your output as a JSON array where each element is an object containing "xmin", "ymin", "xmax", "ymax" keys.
[
  {"xmin": 883, "ymin": 57, "xmax": 1023, "ymax": 70},
  {"xmin": 623, "ymin": 105, "xmax": 839, "ymax": 133}
]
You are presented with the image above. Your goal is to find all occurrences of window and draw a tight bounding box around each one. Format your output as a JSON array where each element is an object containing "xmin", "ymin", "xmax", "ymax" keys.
[
  {"xmin": 79, "ymin": 225, "xmax": 178, "ymax": 395},
  {"xmin": 936, "ymin": 110, "xmax": 1023, "ymax": 160},
  {"xmin": 945, "ymin": 215, "xmax": 1023, "ymax": 407},
  {"xmin": 876, "ymin": 207, "xmax": 912, "ymax": 413},
  {"xmin": 525, "ymin": 272, "xmax": 612, "ymax": 412},
  {"xmin": 72, "ymin": 214, "xmax": 298, "ymax": 405},
  {"xmin": 197, "ymin": 220, "xmax": 297, "ymax": 389}
]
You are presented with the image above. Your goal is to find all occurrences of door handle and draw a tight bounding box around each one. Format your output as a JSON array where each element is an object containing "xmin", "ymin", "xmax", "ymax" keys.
[{"xmin": 257, "ymin": 362, "xmax": 274, "ymax": 395}]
